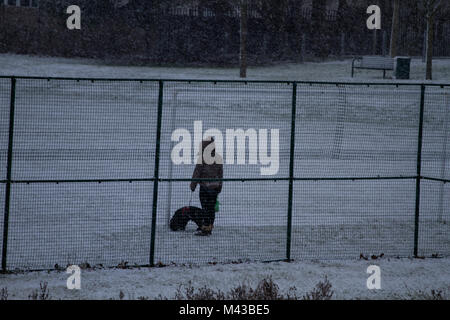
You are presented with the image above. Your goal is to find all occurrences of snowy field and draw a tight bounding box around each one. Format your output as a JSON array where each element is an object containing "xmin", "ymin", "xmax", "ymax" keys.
[
  {"xmin": 0, "ymin": 55, "xmax": 449, "ymax": 269},
  {"xmin": 0, "ymin": 258, "xmax": 449, "ymax": 300},
  {"xmin": 0, "ymin": 54, "xmax": 449, "ymax": 299},
  {"xmin": 1, "ymin": 53, "xmax": 450, "ymax": 81}
]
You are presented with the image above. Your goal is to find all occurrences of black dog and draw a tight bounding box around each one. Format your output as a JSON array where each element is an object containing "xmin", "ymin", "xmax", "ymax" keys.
[{"xmin": 170, "ymin": 206, "xmax": 205, "ymax": 231}]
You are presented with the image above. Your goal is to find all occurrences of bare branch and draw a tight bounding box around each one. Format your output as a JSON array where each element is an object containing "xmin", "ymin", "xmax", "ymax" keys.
[
  {"xmin": 423, "ymin": 0, "xmax": 443, "ymax": 18},
  {"xmin": 432, "ymin": 0, "xmax": 442, "ymax": 14}
]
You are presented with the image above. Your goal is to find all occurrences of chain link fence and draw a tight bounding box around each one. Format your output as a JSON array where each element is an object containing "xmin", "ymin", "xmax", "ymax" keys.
[{"xmin": 0, "ymin": 77, "xmax": 449, "ymax": 271}]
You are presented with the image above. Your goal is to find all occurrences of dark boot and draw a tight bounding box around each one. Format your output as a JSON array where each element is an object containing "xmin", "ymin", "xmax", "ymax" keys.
[{"xmin": 194, "ymin": 225, "xmax": 213, "ymax": 236}]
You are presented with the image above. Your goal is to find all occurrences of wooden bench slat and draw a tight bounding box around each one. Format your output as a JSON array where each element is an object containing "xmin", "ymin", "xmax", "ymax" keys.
[
  {"xmin": 351, "ymin": 56, "xmax": 394, "ymax": 78},
  {"xmin": 360, "ymin": 57, "xmax": 394, "ymax": 69}
]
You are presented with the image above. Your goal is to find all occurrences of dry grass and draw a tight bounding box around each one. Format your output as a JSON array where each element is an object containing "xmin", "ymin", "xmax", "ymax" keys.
[
  {"xmin": 27, "ymin": 282, "xmax": 50, "ymax": 300},
  {"xmin": 160, "ymin": 276, "xmax": 333, "ymax": 300},
  {"xmin": 1, "ymin": 287, "xmax": 8, "ymax": 301}
]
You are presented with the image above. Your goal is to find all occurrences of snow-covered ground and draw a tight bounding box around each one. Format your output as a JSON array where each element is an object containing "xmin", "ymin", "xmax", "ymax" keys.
[
  {"xmin": 0, "ymin": 258, "xmax": 449, "ymax": 300},
  {"xmin": 0, "ymin": 54, "xmax": 449, "ymax": 299},
  {"xmin": 1, "ymin": 53, "xmax": 450, "ymax": 81}
]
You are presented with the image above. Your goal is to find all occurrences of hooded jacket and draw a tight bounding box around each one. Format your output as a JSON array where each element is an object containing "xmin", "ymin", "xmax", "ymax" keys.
[{"xmin": 190, "ymin": 138, "xmax": 223, "ymax": 193}]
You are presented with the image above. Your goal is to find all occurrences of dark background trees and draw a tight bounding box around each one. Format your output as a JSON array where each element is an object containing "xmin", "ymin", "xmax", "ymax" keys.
[{"xmin": 0, "ymin": 0, "xmax": 449, "ymax": 67}]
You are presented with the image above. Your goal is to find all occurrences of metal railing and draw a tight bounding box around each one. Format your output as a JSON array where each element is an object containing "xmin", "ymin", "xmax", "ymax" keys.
[{"xmin": 0, "ymin": 76, "xmax": 449, "ymax": 271}]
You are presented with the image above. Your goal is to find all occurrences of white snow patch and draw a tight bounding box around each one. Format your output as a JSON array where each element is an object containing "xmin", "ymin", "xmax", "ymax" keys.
[
  {"xmin": 1, "ymin": 258, "xmax": 449, "ymax": 300},
  {"xmin": 1, "ymin": 53, "xmax": 450, "ymax": 82}
]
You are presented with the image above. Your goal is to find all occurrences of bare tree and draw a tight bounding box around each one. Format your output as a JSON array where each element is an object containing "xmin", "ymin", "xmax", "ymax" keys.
[
  {"xmin": 240, "ymin": 0, "xmax": 248, "ymax": 78},
  {"xmin": 423, "ymin": 0, "xmax": 442, "ymax": 80},
  {"xmin": 389, "ymin": 0, "xmax": 400, "ymax": 57},
  {"xmin": 110, "ymin": 0, "xmax": 130, "ymax": 8}
]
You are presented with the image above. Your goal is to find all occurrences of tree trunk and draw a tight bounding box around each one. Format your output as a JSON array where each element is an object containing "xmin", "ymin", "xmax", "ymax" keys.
[
  {"xmin": 389, "ymin": 0, "xmax": 400, "ymax": 57},
  {"xmin": 311, "ymin": 0, "xmax": 326, "ymax": 58},
  {"xmin": 425, "ymin": 15, "xmax": 434, "ymax": 80},
  {"xmin": 372, "ymin": 29, "xmax": 378, "ymax": 55},
  {"xmin": 239, "ymin": 0, "xmax": 248, "ymax": 78}
]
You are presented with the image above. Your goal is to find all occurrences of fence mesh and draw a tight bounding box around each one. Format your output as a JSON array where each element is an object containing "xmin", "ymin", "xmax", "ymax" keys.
[
  {"xmin": 294, "ymin": 83, "xmax": 420, "ymax": 178},
  {"xmin": 0, "ymin": 183, "xmax": 4, "ymax": 264},
  {"xmin": 291, "ymin": 179, "xmax": 417, "ymax": 259},
  {"xmin": 419, "ymin": 180, "xmax": 450, "ymax": 257},
  {"xmin": 4, "ymin": 78, "xmax": 159, "ymax": 270},
  {"xmin": 0, "ymin": 78, "xmax": 10, "ymax": 182},
  {"xmin": 155, "ymin": 180, "xmax": 288, "ymax": 265},
  {"xmin": 155, "ymin": 81, "xmax": 292, "ymax": 264},
  {"xmin": 422, "ymin": 86, "xmax": 450, "ymax": 181},
  {"xmin": 417, "ymin": 86, "xmax": 450, "ymax": 257},
  {"xmin": 0, "ymin": 78, "xmax": 11, "ymax": 268},
  {"xmin": 291, "ymin": 83, "xmax": 422, "ymax": 259},
  {"xmin": 12, "ymin": 79, "xmax": 159, "ymax": 181},
  {"xmin": 0, "ymin": 77, "xmax": 449, "ymax": 270},
  {"xmin": 7, "ymin": 182, "xmax": 153, "ymax": 270},
  {"xmin": 158, "ymin": 81, "xmax": 292, "ymax": 181}
]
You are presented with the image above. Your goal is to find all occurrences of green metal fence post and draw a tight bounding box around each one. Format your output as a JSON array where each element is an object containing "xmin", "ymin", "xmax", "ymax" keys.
[
  {"xmin": 2, "ymin": 77, "xmax": 16, "ymax": 272},
  {"xmin": 286, "ymin": 82, "xmax": 297, "ymax": 261},
  {"xmin": 414, "ymin": 84, "xmax": 425, "ymax": 257},
  {"xmin": 149, "ymin": 80, "xmax": 164, "ymax": 267}
]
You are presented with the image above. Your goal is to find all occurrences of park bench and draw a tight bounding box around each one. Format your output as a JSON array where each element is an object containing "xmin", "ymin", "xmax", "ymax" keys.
[{"xmin": 351, "ymin": 56, "xmax": 394, "ymax": 79}]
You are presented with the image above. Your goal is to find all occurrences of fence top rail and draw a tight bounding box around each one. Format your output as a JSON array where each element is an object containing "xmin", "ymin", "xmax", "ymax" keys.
[
  {"xmin": 0, "ymin": 75, "xmax": 450, "ymax": 87},
  {"xmin": 3, "ymin": 176, "xmax": 420, "ymax": 185}
]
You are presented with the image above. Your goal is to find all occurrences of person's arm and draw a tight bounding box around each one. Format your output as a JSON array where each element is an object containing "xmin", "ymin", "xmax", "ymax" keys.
[
  {"xmin": 190, "ymin": 164, "xmax": 201, "ymax": 191},
  {"xmin": 217, "ymin": 163, "xmax": 223, "ymax": 193}
]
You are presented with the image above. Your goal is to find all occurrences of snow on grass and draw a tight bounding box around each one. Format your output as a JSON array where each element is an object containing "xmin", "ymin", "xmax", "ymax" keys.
[
  {"xmin": 0, "ymin": 258, "xmax": 449, "ymax": 300},
  {"xmin": 0, "ymin": 53, "xmax": 449, "ymax": 298},
  {"xmin": 1, "ymin": 53, "xmax": 450, "ymax": 81},
  {"xmin": 0, "ymin": 72, "xmax": 448, "ymax": 270}
]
